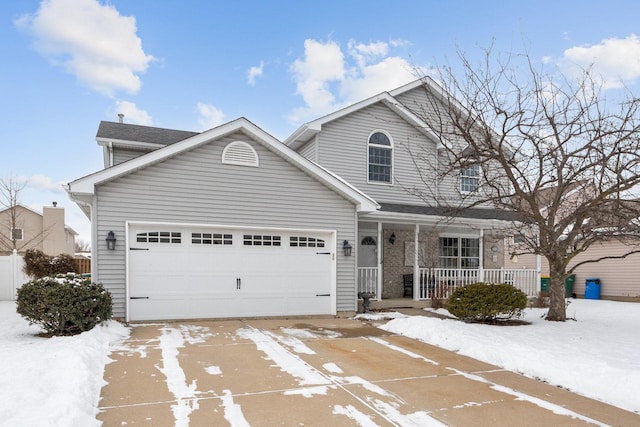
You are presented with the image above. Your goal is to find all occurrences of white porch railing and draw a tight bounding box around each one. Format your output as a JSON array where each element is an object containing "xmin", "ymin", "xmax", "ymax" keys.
[
  {"xmin": 357, "ymin": 267, "xmax": 378, "ymax": 296},
  {"xmin": 357, "ymin": 267, "xmax": 539, "ymax": 300},
  {"xmin": 417, "ymin": 268, "xmax": 539, "ymax": 299}
]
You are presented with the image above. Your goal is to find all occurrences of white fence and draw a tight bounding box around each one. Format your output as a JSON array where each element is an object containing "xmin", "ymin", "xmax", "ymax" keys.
[{"xmin": 0, "ymin": 250, "xmax": 29, "ymax": 300}]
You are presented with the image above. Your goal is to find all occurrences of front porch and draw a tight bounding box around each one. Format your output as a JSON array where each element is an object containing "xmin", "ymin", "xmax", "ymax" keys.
[{"xmin": 358, "ymin": 267, "xmax": 540, "ymax": 301}]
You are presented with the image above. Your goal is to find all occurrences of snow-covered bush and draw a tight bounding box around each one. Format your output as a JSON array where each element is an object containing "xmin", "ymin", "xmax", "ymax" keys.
[
  {"xmin": 447, "ymin": 282, "xmax": 527, "ymax": 323},
  {"xmin": 23, "ymin": 249, "xmax": 76, "ymax": 278},
  {"xmin": 16, "ymin": 274, "xmax": 112, "ymax": 336}
]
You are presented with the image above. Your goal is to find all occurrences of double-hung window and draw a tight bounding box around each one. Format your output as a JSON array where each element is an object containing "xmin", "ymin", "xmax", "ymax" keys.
[
  {"xmin": 460, "ymin": 163, "xmax": 480, "ymax": 193},
  {"xmin": 439, "ymin": 237, "xmax": 480, "ymax": 268},
  {"xmin": 368, "ymin": 131, "xmax": 392, "ymax": 183}
]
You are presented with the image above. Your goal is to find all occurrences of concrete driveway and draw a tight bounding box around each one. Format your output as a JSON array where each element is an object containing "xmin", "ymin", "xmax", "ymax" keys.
[{"xmin": 98, "ymin": 316, "xmax": 639, "ymax": 426}]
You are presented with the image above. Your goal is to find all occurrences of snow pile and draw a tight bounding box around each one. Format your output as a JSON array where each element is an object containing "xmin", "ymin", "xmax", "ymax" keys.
[
  {"xmin": 380, "ymin": 299, "xmax": 640, "ymax": 413},
  {"xmin": 0, "ymin": 302, "xmax": 130, "ymax": 427}
]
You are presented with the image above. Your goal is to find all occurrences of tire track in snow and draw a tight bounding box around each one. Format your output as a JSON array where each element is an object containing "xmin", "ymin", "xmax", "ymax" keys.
[
  {"xmin": 238, "ymin": 326, "xmax": 446, "ymax": 426},
  {"xmin": 155, "ymin": 326, "xmax": 199, "ymax": 427}
]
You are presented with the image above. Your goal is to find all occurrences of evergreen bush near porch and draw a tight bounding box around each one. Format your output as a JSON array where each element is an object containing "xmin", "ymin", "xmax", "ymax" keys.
[
  {"xmin": 16, "ymin": 274, "xmax": 112, "ymax": 336},
  {"xmin": 447, "ymin": 282, "xmax": 527, "ymax": 323}
]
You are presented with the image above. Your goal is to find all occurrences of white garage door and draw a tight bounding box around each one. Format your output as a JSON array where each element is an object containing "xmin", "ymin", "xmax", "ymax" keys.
[{"xmin": 127, "ymin": 224, "xmax": 336, "ymax": 321}]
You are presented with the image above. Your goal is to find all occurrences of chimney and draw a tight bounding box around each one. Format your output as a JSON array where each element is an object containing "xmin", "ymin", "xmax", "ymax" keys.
[{"xmin": 118, "ymin": 113, "xmax": 124, "ymax": 123}]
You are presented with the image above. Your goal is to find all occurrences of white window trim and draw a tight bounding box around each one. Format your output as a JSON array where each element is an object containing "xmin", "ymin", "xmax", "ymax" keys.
[
  {"xmin": 438, "ymin": 234, "xmax": 480, "ymax": 269},
  {"xmin": 460, "ymin": 162, "xmax": 480, "ymax": 194},
  {"xmin": 366, "ymin": 129, "xmax": 394, "ymax": 185}
]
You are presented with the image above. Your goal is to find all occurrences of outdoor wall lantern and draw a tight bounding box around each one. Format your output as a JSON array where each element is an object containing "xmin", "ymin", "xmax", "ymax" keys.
[
  {"xmin": 389, "ymin": 232, "xmax": 396, "ymax": 245},
  {"xmin": 343, "ymin": 240, "xmax": 353, "ymax": 257},
  {"xmin": 106, "ymin": 231, "xmax": 117, "ymax": 250}
]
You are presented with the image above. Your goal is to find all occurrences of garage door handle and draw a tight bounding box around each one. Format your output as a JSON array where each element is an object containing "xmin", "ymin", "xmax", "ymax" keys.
[
  {"xmin": 130, "ymin": 247, "xmax": 149, "ymax": 251},
  {"xmin": 316, "ymin": 252, "xmax": 331, "ymax": 255},
  {"xmin": 316, "ymin": 293, "xmax": 331, "ymax": 297},
  {"xmin": 236, "ymin": 278, "xmax": 241, "ymax": 289},
  {"xmin": 130, "ymin": 296, "xmax": 149, "ymax": 299}
]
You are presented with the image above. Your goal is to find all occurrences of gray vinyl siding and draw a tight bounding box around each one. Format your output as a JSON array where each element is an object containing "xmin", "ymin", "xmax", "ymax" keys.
[
  {"xmin": 94, "ymin": 132, "xmax": 357, "ymax": 317},
  {"xmin": 315, "ymin": 103, "xmax": 440, "ymax": 205},
  {"xmin": 298, "ymin": 139, "xmax": 317, "ymax": 162},
  {"xmin": 112, "ymin": 147, "xmax": 151, "ymax": 165},
  {"xmin": 396, "ymin": 87, "xmax": 507, "ymax": 207}
]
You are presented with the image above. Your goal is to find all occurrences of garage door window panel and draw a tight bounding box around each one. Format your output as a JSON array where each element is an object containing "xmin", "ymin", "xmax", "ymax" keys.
[
  {"xmin": 290, "ymin": 236, "xmax": 325, "ymax": 248},
  {"xmin": 136, "ymin": 231, "xmax": 182, "ymax": 244},
  {"xmin": 243, "ymin": 234, "xmax": 282, "ymax": 246},
  {"xmin": 192, "ymin": 232, "xmax": 232, "ymax": 245}
]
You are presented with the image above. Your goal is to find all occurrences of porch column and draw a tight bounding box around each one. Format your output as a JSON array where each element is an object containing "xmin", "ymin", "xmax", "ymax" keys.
[
  {"xmin": 479, "ymin": 228, "xmax": 485, "ymax": 282},
  {"xmin": 377, "ymin": 222, "xmax": 383, "ymax": 299},
  {"xmin": 413, "ymin": 223, "xmax": 420, "ymax": 300}
]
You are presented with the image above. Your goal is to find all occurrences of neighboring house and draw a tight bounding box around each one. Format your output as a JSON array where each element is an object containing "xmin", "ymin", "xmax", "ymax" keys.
[
  {"xmin": 505, "ymin": 182, "xmax": 640, "ymax": 301},
  {"xmin": 0, "ymin": 202, "xmax": 77, "ymax": 256},
  {"xmin": 66, "ymin": 78, "xmax": 538, "ymax": 322}
]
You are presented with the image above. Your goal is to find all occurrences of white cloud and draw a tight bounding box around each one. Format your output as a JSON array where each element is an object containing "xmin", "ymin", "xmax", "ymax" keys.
[
  {"xmin": 561, "ymin": 34, "xmax": 640, "ymax": 89},
  {"xmin": 288, "ymin": 38, "xmax": 420, "ymax": 124},
  {"xmin": 113, "ymin": 101, "xmax": 152, "ymax": 126},
  {"xmin": 15, "ymin": 0, "xmax": 154, "ymax": 97},
  {"xmin": 289, "ymin": 39, "xmax": 346, "ymax": 122},
  {"xmin": 16, "ymin": 174, "xmax": 65, "ymax": 193},
  {"xmin": 197, "ymin": 102, "xmax": 225, "ymax": 131},
  {"xmin": 247, "ymin": 61, "xmax": 264, "ymax": 86}
]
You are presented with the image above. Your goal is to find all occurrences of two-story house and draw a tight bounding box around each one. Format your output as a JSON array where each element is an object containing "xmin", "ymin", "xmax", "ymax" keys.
[
  {"xmin": 66, "ymin": 78, "xmax": 537, "ymax": 322},
  {"xmin": 0, "ymin": 202, "xmax": 77, "ymax": 256}
]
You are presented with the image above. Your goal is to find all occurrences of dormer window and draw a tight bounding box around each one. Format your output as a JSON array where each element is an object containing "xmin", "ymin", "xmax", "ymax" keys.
[
  {"xmin": 460, "ymin": 163, "xmax": 480, "ymax": 193},
  {"xmin": 368, "ymin": 131, "xmax": 393, "ymax": 183}
]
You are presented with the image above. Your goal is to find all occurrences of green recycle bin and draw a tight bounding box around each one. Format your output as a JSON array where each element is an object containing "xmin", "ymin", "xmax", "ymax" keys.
[
  {"xmin": 540, "ymin": 276, "xmax": 550, "ymax": 293},
  {"xmin": 540, "ymin": 275, "xmax": 575, "ymax": 297},
  {"xmin": 564, "ymin": 274, "xmax": 576, "ymax": 298}
]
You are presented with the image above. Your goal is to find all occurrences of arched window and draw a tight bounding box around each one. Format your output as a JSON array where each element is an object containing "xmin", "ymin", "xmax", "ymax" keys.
[
  {"xmin": 361, "ymin": 236, "xmax": 377, "ymax": 246},
  {"xmin": 368, "ymin": 131, "xmax": 392, "ymax": 183}
]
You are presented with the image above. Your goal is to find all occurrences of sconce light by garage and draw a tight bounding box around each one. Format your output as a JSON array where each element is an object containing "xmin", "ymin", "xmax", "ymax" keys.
[
  {"xmin": 389, "ymin": 232, "xmax": 396, "ymax": 245},
  {"xmin": 106, "ymin": 231, "xmax": 117, "ymax": 250},
  {"xmin": 343, "ymin": 240, "xmax": 353, "ymax": 257}
]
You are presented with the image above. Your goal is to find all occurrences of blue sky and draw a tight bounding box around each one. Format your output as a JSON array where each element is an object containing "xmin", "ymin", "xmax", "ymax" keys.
[{"xmin": 3, "ymin": 0, "xmax": 640, "ymax": 245}]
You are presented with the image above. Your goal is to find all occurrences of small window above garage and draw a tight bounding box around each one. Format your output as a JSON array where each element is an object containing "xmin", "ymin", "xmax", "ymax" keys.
[
  {"xmin": 222, "ymin": 141, "xmax": 259, "ymax": 167},
  {"xmin": 290, "ymin": 236, "xmax": 325, "ymax": 248},
  {"xmin": 136, "ymin": 231, "xmax": 182, "ymax": 243}
]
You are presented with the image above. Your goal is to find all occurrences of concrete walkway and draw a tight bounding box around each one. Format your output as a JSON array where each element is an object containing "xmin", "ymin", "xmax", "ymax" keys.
[{"xmin": 98, "ymin": 316, "xmax": 639, "ymax": 426}]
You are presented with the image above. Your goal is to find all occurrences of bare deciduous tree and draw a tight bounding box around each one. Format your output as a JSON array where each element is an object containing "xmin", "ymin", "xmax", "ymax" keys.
[
  {"xmin": 0, "ymin": 177, "xmax": 28, "ymax": 253},
  {"xmin": 407, "ymin": 50, "xmax": 640, "ymax": 321},
  {"xmin": 0, "ymin": 177, "xmax": 49, "ymax": 254},
  {"xmin": 74, "ymin": 238, "xmax": 91, "ymax": 253}
]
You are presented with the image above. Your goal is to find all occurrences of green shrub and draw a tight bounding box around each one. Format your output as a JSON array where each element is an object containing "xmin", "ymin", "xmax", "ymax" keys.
[
  {"xmin": 23, "ymin": 249, "xmax": 77, "ymax": 278},
  {"xmin": 447, "ymin": 282, "xmax": 528, "ymax": 323},
  {"xmin": 16, "ymin": 274, "xmax": 112, "ymax": 336}
]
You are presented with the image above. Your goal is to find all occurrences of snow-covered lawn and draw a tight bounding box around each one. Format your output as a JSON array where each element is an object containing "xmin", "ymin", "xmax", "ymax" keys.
[
  {"xmin": 0, "ymin": 298, "xmax": 638, "ymax": 426},
  {"xmin": 0, "ymin": 302, "xmax": 129, "ymax": 427}
]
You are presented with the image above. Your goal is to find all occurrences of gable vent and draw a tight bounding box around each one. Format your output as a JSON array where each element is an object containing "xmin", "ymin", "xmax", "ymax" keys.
[{"xmin": 222, "ymin": 141, "xmax": 259, "ymax": 167}]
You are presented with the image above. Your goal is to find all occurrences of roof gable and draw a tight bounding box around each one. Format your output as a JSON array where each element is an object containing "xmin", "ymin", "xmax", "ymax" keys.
[
  {"xmin": 68, "ymin": 118, "xmax": 379, "ymax": 215},
  {"xmin": 284, "ymin": 78, "xmax": 446, "ymax": 150}
]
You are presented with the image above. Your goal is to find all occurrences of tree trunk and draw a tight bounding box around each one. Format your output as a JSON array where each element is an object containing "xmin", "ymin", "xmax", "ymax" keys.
[{"xmin": 546, "ymin": 265, "xmax": 567, "ymax": 321}]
